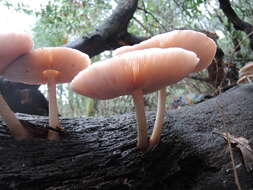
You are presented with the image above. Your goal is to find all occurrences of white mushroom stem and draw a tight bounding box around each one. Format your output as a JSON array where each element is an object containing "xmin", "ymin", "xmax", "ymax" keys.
[
  {"xmin": 43, "ymin": 70, "xmax": 61, "ymax": 140},
  {"xmin": 149, "ymin": 88, "xmax": 166, "ymax": 147},
  {"xmin": 0, "ymin": 94, "xmax": 30, "ymax": 140},
  {"xmin": 132, "ymin": 89, "xmax": 149, "ymax": 151}
]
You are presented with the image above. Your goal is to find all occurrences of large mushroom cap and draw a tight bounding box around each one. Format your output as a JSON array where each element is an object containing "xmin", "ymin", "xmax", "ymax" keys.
[
  {"xmin": 71, "ymin": 48, "xmax": 199, "ymax": 99},
  {"xmin": 3, "ymin": 47, "xmax": 91, "ymax": 84},
  {"xmin": 0, "ymin": 32, "xmax": 33, "ymax": 73},
  {"xmin": 114, "ymin": 30, "xmax": 217, "ymax": 72}
]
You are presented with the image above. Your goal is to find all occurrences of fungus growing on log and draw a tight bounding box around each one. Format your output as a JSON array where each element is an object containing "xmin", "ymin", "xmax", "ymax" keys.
[
  {"xmin": 70, "ymin": 48, "xmax": 199, "ymax": 151},
  {"xmin": 0, "ymin": 32, "xmax": 33, "ymax": 140},
  {"xmin": 3, "ymin": 47, "xmax": 91, "ymax": 140},
  {"xmin": 114, "ymin": 30, "xmax": 216, "ymax": 71},
  {"xmin": 237, "ymin": 62, "xmax": 253, "ymax": 84},
  {"xmin": 114, "ymin": 30, "xmax": 217, "ymax": 148}
]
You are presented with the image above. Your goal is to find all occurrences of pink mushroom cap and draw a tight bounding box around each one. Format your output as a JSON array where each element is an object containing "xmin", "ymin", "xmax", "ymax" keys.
[
  {"xmin": 71, "ymin": 48, "xmax": 199, "ymax": 99},
  {"xmin": 3, "ymin": 47, "xmax": 91, "ymax": 84},
  {"xmin": 114, "ymin": 30, "xmax": 217, "ymax": 72},
  {"xmin": 0, "ymin": 32, "xmax": 33, "ymax": 73}
]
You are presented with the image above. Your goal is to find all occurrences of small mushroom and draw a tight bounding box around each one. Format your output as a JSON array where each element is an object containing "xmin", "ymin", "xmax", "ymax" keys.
[
  {"xmin": 70, "ymin": 48, "xmax": 199, "ymax": 151},
  {"xmin": 114, "ymin": 30, "xmax": 217, "ymax": 147},
  {"xmin": 0, "ymin": 32, "xmax": 33, "ymax": 140},
  {"xmin": 3, "ymin": 47, "xmax": 91, "ymax": 140},
  {"xmin": 237, "ymin": 62, "xmax": 253, "ymax": 84}
]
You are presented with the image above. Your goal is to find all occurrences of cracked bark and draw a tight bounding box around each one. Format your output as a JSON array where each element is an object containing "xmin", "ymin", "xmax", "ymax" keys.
[{"xmin": 1, "ymin": 84, "xmax": 253, "ymax": 190}]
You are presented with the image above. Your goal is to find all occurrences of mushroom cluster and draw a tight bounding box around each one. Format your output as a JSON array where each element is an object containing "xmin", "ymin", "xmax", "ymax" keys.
[
  {"xmin": 114, "ymin": 30, "xmax": 217, "ymax": 150},
  {"xmin": 71, "ymin": 48, "xmax": 199, "ymax": 150},
  {"xmin": 0, "ymin": 32, "xmax": 90, "ymax": 140},
  {"xmin": 71, "ymin": 30, "xmax": 217, "ymax": 151},
  {"xmin": 1, "ymin": 30, "xmax": 217, "ymax": 153}
]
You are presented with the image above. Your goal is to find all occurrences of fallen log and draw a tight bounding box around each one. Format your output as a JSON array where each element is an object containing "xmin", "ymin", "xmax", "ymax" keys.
[{"xmin": 1, "ymin": 84, "xmax": 253, "ymax": 190}]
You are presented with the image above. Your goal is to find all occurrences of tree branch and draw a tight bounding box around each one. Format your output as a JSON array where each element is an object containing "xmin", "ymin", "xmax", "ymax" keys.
[
  {"xmin": 65, "ymin": 0, "xmax": 147, "ymax": 57},
  {"xmin": 218, "ymin": 0, "xmax": 253, "ymax": 50},
  {"xmin": 187, "ymin": 75, "xmax": 210, "ymax": 83},
  {"xmin": 137, "ymin": 6, "xmax": 167, "ymax": 32}
]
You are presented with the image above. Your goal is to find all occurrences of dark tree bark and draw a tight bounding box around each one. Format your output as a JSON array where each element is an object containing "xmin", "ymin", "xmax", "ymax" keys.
[
  {"xmin": 64, "ymin": 0, "xmax": 147, "ymax": 57},
  {"xmin": 1, "ymin": 84, "xmax": 253, "ymax": 190},
  {"xmin": 218, "ymin": 0, "xmax": 253, "ymax": 50}
]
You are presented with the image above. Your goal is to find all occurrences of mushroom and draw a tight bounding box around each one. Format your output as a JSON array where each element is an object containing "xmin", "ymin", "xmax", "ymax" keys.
[
  {"xmin": 70, "ymin": 48, "xmax": 199, "ymax": 151},
  {"xmin": 114, "ymin": 29, "xmax": 217, "ymax": 147},
  {"xmin": 237, "ymin": 62, "xmax": 253, "ymax": 84},
  {"xmin": 0, "ymin": 32, "xmax": 33, "ymax": 140},
  {"xmin": 3, "ymin": 47, "xmax": 91, "ymax": 140},
  {"xmin": 115, "ymin": 30, "xmax": 216, "ymax": 72}
]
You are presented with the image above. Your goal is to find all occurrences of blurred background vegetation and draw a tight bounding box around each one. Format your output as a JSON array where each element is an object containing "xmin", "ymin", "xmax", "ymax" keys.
[{"xmin": 1, "ymin": 0, "xmax": 253, "ymax": 117}]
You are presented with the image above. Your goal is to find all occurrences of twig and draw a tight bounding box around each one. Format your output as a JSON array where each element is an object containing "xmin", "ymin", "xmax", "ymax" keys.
[
  {"xmin": 132, "ymin": 16, "xmax": 154, "ymax": 35},
  {"xmin": 137, "ymin": 6, "xmax": 168, "ymax": 32},
  {"xmin": 230, "ymin": 31, "xmax": 253, "ymax": 62},
  {"xmin": 187, "ymin": 75, "xmax": 210, "ymax": 83}
]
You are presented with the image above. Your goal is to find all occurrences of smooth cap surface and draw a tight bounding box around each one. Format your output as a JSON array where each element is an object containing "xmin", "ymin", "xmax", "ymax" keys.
[
  {"xmin": 71, "ymin": 48, "xmax": 199, "ymax": 99},
  {"xmin": 114, "ymin": 30, "xmax": 217, "ymax": 72},
  {"xmin": 3, "ymin": 47, "xmax": 90, "ymax": 84},
  {"xmin": 0, "ymin": 32, "xmax": 33, "ymax": 73}
]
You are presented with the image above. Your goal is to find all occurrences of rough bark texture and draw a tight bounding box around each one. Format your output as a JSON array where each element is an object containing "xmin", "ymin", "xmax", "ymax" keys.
[
  {"xmin": 64, "ymin": 0, "xmax": 147, "ymax": 57},
  {"xmin": 1, "ymin": 84, "xmax": 253, "ymax": 190}
]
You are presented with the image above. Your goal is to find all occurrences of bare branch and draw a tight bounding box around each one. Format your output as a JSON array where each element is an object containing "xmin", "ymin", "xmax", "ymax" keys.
[
  {"xmin": 65, "ymin": 0, "xmax": 147, "ymax": 57},
  {"xmin": 187, "ymin": 75, "xmax": 210, "ymax": 83},
  {"xmin": 218, "ymin": 0, "xmax": 253, "ymax": 50},
  {"xmin": 132, "ymin": 16, "xmax": 154, "ymax": 35},
  {"xmin": 137, "ymin": 6, "xmax": 168, "ymax": 32}
]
